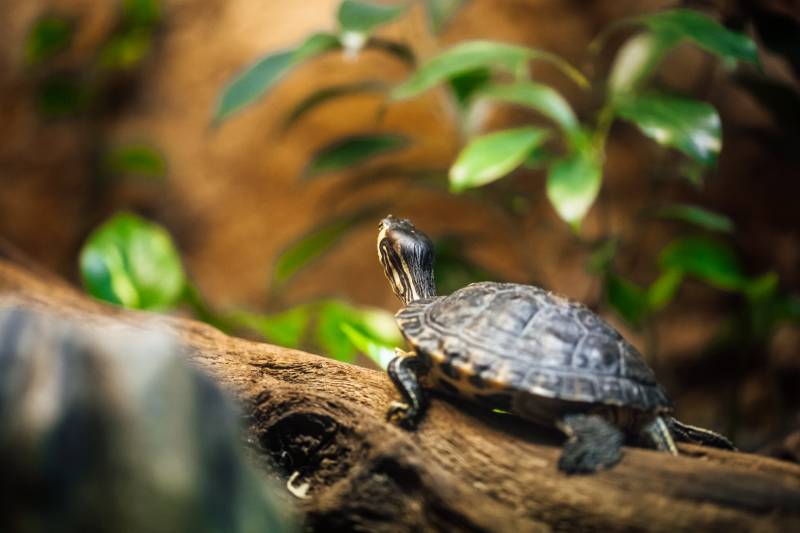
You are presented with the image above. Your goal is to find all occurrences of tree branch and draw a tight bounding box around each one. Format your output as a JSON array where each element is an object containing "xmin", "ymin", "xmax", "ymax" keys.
[{"xmin": 1, "ymin": 249, "xmax": 799, "ymax": 532}]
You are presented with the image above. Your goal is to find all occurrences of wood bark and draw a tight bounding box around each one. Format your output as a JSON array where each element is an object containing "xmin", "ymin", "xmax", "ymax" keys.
[{"xmin": 1, "ymin": 248, "xmax": 799, "ymax": 532}]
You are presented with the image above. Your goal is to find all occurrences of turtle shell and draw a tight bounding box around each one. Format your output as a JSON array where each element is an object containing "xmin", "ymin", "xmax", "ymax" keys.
[{"xmin": 396, "ymin": 282, "xmax": 671, "ymax": 412}]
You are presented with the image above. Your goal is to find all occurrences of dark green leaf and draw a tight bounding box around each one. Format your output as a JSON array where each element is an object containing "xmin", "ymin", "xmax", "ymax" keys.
[
  {"xmin": 586, "ymin": 238, "xmax": 619, "ymax": 275},
  {"xmin": 546, "ymin": 149, "xmax": 602, "ymax": 226},
  {"xmin": 392, "ymin": 40, "xmax": 587, "ymax": 100},
  {"xmin": 37, "ymin": 75, "xmax": 85, "ymax": 118},
  {"xmin": 434, "ymin": 237, "xmax": 498, "ymax": 295},
  {"xmin": 365, "ymin": 37, "xmax": 415, "ymax": 66},
  {"xmin": 122, "ymin": 0, "xmax": 161, "ymax": 27},
  {"xmin": 272, "ymin": 214, "xmax": 365, "ymax": 287},
  {"xmin": 25, "ymin": 14, "xmax": 74, "ymax": 65},
  {"xmin": 646, "ymin": 269, "xmax": 683, "ymax": 311},
  {"xmin": 450, "ymin": 127, "xmax": 548, "ymax": 192},
  {"xmin": 641, "ymin": 9, "xmax": 759, "ymax": 66},
  {"xmin": 282, "ymin": 81, "xmax": 386, "ymax": 131},
  {"xmin": 228, "ymin": 307, "xmax": 310, "ymax": 347},
  {"xmin": 656, "ymin": 203, "xmax": 733, "ymax": 233},
  {"xmin": 103, "ymin": 143, "xmax": 167, "ymax": 179},
  {"xmin": 448, "ymin": 67, "xmax": 491, "ymax": 107},
  {"xmin": 304, "ymin": 133, "xmax": 409, "ymax": 177},
  {"xmin": 615, "ymin": 91, "xmax": 721, "ymax": 165},
  {"xmin": 424, "ymin": 0, "xmax": 467, "ymax": 34},
  {"xmin": 475, "ymin": 81, "xmax": 578, "ymax": 133},
  {"xmin": 659, "ymin": 237, "xmax": 747, "ymax": 291},
  {"xmin": 606, "ymin": 274, "xmax": 648, "ymax": 326},
  {"xmin": 80, "ymin": 212, "xmax": 186, "ymax": 310},
  {"xmin": 337, "ymin": 0, "xmax": 405, "ymax": 34},
  {"xmin": 214, "ymin": 33, "xmax": 340, "ymax": 123}
]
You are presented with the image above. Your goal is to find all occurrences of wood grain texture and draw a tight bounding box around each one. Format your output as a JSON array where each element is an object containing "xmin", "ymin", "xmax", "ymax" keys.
[{"xmin": 1, "ymin": 249, "xmax": 799, "ymax": 532}]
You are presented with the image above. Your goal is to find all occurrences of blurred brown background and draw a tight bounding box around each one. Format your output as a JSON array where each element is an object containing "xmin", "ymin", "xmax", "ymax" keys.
[{"xmin": 1, "ymin": 0, "xmax": 799, "ymax": 452}]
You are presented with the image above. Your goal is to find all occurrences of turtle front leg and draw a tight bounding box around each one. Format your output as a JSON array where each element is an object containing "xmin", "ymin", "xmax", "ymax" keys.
[
  {"xmin": 386, "ymin": 349, "xmax": 427, "ymax": 430},
  {"xmin": 556, "ymin": 414, "xmax": 624, "ymax": 474}
]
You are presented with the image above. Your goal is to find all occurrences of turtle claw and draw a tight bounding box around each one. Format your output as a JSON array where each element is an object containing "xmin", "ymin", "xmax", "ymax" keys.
[{"xmin": 387, "ymin": 401, "xmax": 419, "ymax": 429}]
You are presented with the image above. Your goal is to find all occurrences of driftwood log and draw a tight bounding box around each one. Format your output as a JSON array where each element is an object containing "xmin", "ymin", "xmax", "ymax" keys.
[{"xmin": 1, "ymin": 248, "xmax": 799, "ymax": 532}]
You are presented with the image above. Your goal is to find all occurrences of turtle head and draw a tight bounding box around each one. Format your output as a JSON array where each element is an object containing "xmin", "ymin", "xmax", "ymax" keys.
[{"xmin": 377, "ymin": 215, "xmax": 437, "ymax": 305}]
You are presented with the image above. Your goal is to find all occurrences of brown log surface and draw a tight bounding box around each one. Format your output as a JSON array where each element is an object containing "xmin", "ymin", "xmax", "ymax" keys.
[{"xmin": 1, "ymin": 249, "xmax": 799, "ymax": 532}]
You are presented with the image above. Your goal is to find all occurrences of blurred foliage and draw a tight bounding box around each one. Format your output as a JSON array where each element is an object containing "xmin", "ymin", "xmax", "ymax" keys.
[
  {"xmin": 72, "ymin": 1, "xmax": 800, "ymax": 397},
  {"xmin": 25, "ymin": 14, "xmax": 75, "ymax": 65}
]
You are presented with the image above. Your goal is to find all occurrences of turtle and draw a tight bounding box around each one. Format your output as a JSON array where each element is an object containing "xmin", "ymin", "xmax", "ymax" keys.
[{"xmin": 377, "ymin": 215, "xmax": 735, "ymax": 474}]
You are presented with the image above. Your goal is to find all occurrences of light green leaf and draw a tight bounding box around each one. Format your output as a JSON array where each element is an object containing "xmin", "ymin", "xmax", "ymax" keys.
[
  {"xmin": 615, "ymin": 91, "xmax": 721, "ymax": 165},
  {"xmin": 608, "ymin": 32, "xmax": 678, "ymax": 95},
  {"xmin": 660, "ymin": 237, "xmax": 747, "ymax": 291},
  {"xmin": 80, "ymin": 212, "xmax": 186, "ymax": 310},
  {"xmin": 337, "ymin": 0, "xmax": 405, "ymax": 34},
  {"xmin": 304, "ymin": 133, "xmax": 409, "ymax": 177},
  {"xmin": 103, "ymin": 143, "xmax": 167, "ymax": 179},
  {"xmin": 282, "ymin": 81, "xmax": 386, "ymax": 131},
  {"xmin": 656, "ymin": 203, "xmax": 733, "ymax": 233},
  {"xmin": 214, "ymin": 32, "xmax": 340, "ymax": 123},
  {"xmin": 475, "ymin": 81, "xmax": 578, "ymax": 133},
  {"xmin": 99, "ymin": 28, "xmax": 153, "ymax": 71},
  {"xmin": 392, "ymin": 40, "xmax": 587, "ymax": 100},
  {"xmin": 423, "ymin": 0, "xmax": 467, "ymax": 34},
  {"xmin": 228, "ymin": 307, "xmax": 310, "ymax": 348},
  {"xmin": 341, "ymin": 323, "xmax": 396, "ymax": 368},
  {"xmin": 641, "ymin": 9, "xmax": 759, "ymax": 66},
  {"xmin": 546, "ymin": 150, "xmax": 602, "ymax": 226},
  {"xmin": 315, "ymin": 300, "xmax": 360, "ymax": 362},
  {"xmin": 646, "ymin": 269, "xmax": 683, "ymax": 311},
  {"xmin": 25, "ymin": 14, "xmax": 74, "ymax": 65},
  {"xmin": 272, "ymin": 214, "xmax": 365, "ymax": 287},
  {"xmin": 449, "ymin": 127, "xmax": 548, "ymax": 192},
  {"xmin": 606, "ymin": 274, "xmax": 648, "ymax": 326}
]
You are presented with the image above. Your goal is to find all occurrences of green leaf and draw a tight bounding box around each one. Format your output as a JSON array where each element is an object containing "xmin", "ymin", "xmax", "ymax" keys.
[
  {"xmin": 304, "ymin": 133, "xmax": 409, "ymax": 177},
  {"xmin": 214, "ymin": 32, "xmax": 340, "ymax": 123},
  {"xmin": 37, "ymin": 75, "xmax": 85, "ymax": 118},
  {"xmin": 272, "ymin": 215, "xmax": 364, "ymax": 287},
  {"xmin": 337, "ymin": 0, "xmax": 405, "ymax": 34},
  {"xmin": 433, "ymin": 236, "xmax": 499, "ymax": 295},
  {"xmin": 606, "ymin": 274, "xmax": 648, "ymax": 326},
  {"xmin": 80, "ymin": 212, "xmax": 186, "ymax": 310},
  {"xmin": 122, "ymin": 0, "xmax": 162, "ymax": 27},
  {"xmin": 392, "ymin": 40, "xmax": 587, "ymax": 100},
  {"xmin": 282, "ymin": 81, "xmax": 386, "ymax": 131},
  {"xmin": 607, "ymin": 32, "xmax": 678, "ymax": 96},
  {"xmin": 103, "ymin": 143, "xmax": 167, "ymax": 179},
  {"xmin": 659, "ymin": 237, "xmax": 747, "ymax": 291},
  {"xmin": 448, "ymin": 67, "xmax": 491, "ymax": 107},
  {"xmin": 646, "ymin": 269, "xmax": 683, "ymax": 311},
  {"xmin": 615, "ymin": 91, "xmax": 721, "ymax": 165},
  {"xmin": 315, "ymin": 300, "xmax": 360, "ymax": 362},
  {"xmin": 423, "ymin": 0, "xmax": 467, "ymax": 34},
  {"xmin": 546, "ymin": 150, "xmax": 602, "ymax": 226},
  {"xmin": 475, "ymin": 81, "xmax": 578, "ymax": 133},
  {"xmin": 586, "ymin": 238, "xmax": 619, "ymax": 275},
  {"xmin": 99, "ymin": 28, "xmax": 153, "ymax": 70},
  {"xmin": 228, "ymin": 307, "xmax": 310, "ymax": 348},
  {"xmin": 341, "ymin": 323, "xmax": 396, "ymax": 368},
  {"xmin": 450, "ymin": 127, "xmax": 548, "ymax": 192},
  {"xmin": 640, "ymin": 9, "xmax": 759, "ymax": 66},
  {"xmin": 25, "ymin": 14, "xmax": 74, "ymax": 65},
  {"xmin": 656, "ymin": 203, "xmax": 733, "ymax": 233}
]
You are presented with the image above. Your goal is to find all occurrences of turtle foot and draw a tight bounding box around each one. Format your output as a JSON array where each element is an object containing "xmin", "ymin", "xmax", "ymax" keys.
[
  {"xmin": 557, "ymin": 414, "xmax": 623, "ymax": 474},
  {"xmin": 387, "ymin": 401, "xmax": 420, "ymax": 430}
]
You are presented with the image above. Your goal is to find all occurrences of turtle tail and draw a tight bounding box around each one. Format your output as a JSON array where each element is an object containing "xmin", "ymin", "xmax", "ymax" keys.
[{"xmin": 666, "ymin": 417, "xmax": 737, "ymax": 451}]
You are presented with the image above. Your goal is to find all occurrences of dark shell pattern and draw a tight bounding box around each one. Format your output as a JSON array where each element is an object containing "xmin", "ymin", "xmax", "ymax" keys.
[{"xmin": 396, "ymin": 282, "xmax": 672, "ymax": 413}]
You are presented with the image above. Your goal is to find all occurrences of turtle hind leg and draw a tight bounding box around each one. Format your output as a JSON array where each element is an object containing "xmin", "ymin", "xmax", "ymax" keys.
[
  {"xmin": 556, "ymin": 414, "xmax": 624, "ymax": 474},
  {"xmin": 666, "ymin": 417, "xmax": 737, "ymax": 451},
  {"xmin": 386, "ymin": 349, "xmax": 428, "ymax": 430},
  {"xmin": 639, "ymin": 416, "xmax": 679, "ymax": 455}
]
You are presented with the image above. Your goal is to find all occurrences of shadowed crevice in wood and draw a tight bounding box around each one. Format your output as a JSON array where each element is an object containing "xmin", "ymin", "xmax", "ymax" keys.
[{"xmin": 0, "ymin": 250, "xmax": 799, "ymax": 532}]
